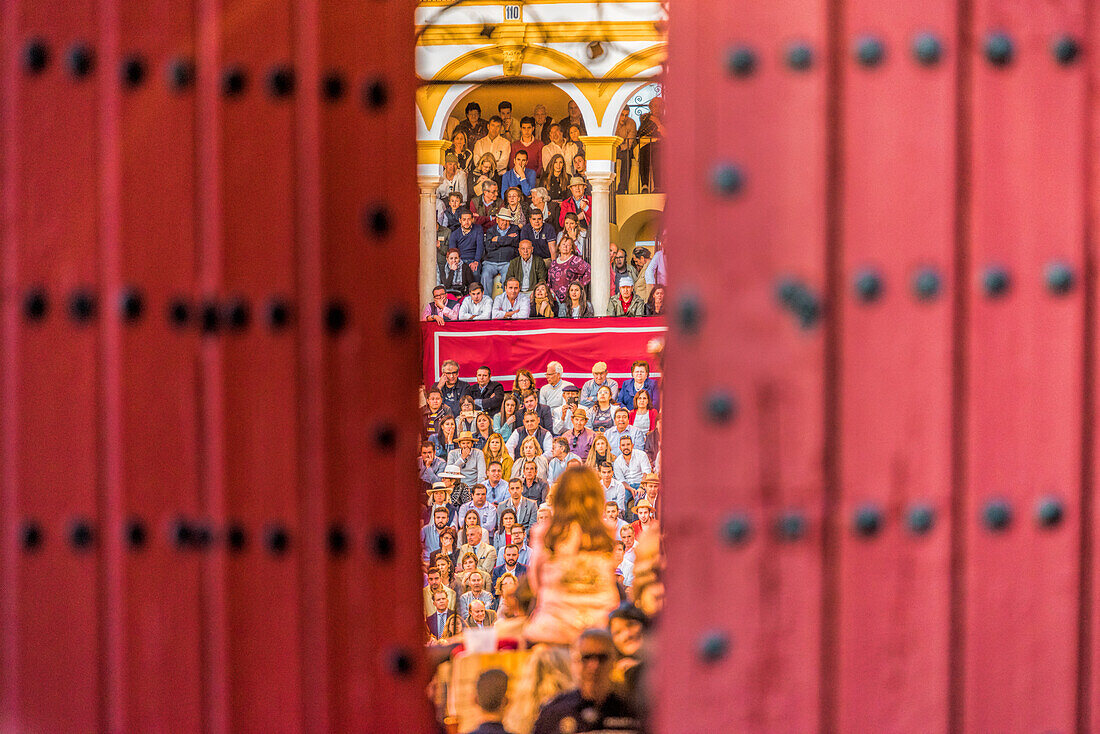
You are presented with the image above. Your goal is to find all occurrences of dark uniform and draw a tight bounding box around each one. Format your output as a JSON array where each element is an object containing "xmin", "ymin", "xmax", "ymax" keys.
[{"xmin": 532, "ymin": 690, "xmax": 644, "ymax": 734}]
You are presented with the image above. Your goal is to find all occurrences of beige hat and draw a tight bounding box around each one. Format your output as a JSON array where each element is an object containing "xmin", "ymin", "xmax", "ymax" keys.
[
  {"xmin": 572, "ymin": 407, "xmax": 588, "ymax": 420},
  {"xmin": 427, "ymin": 482, "xmax": 448, "ymax": 495},
  {"xmin": 635, "ymin": 498, "xmax": 655, "ymax": 512},
  {"xmin": 495, "ymin": 210, "xmax": 514, "ymax": 222},
  {"xmin": 440, "ymin": 464, "xmax": 464, "ymax": 479},
  {"xmin": 641, "ymin": 473, "xmax": 660, "ymax": 485},
  {"xmin": 592, "ymin": 361, "xmax": 608, "ymax": 373},
  {"xmin": 457, "ymin": 431, "xmax": 475, "ymax": 444},
  {"xmin": 569, "ymin": 176, "xmax": 586, "ymax": 187}
]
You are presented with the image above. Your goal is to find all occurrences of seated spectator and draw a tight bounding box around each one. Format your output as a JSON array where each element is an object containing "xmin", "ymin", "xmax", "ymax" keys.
[
  {"xmin": 529, "ymin": 283, "xmax": 557, "ymax": 319},
  {"xmin": 494, "ymin": 508, "xmax": 520, "ymax": 552},
  {"xmin": 494, "ymin": 100, "xmax": 516, "ymax": 140},
  {"xmin": 422, "ymin": 285, "xmax": 458, "ymax": 324},
  {"xmin": 470, "ymin": 153, "xmax": 500, "ymax": 201},
  {"xmin": 559, "ymin": 100, "xmax": 587, "ymax": 136},
  {"xmin": 447, "ymin": 209, "xmax": 484, "ymax": 267},
  {"xmin": 469, "ymin": 365, "xmax": 505, "ymax": 414},
  {"xmin": 492, "ymin": 543, "xmax": 528, "ymax": 587},
  {"xmin": 557, "ymin": 281, "xmax": 593, "ymax": 319},
  {"xmin": 465, "ymin": 599, "xmax": 497, "ymax": 630},
  {"xmin": 432, "ymin": 415, "xmax": 459, "ymax": 456},
  {"xmin": 458, "ymin": 564, "xmax": 496, "ymax": 619},
  {"xmin": 500, "ymin": 186, "xmax": 528, "ymax": 229},
  {"xmin": 643, "ymin": 416, "xmax": 661, "ymax": 466},
  {"xmin": 598, "ymin": 464, "xmax": 629, "ymax": 516},
  {"xmin": 456, "ymin": 394, "xmax": 478, "ymax": 433},
  {"xmin": 547, "ymin": 437, "xmax": 582, "ymax": 483},
  {"xmin": 448, "ymin": 431, "xmax": 487, "ymax": 486},
  {"xmin": 516, "ymin": 458, "xmax": 550, "ymax": 503},
  {"xmin": 458, "ymin": 483, "xmax": 497, "ymax": 536},
  {"xmin": 631, "ymin": 499, "xmax": 656, "ymax": 539},
  {"xmin": 473, "ymin": 115, "xmax": 511, "ymax": 174},
  {"xmin": 482, "ymin": 213, "xmax": 521, "ymax": 295},
  {"xmin": 619, "ymin": 360, "xmax": 660, "ymax": 411},
  {"xmin": 484, "ymin": 455, "xmax": 511, "ymax": 502},
  {"xmin": 426, "ymin": 587, "xmax": 463, "ymax": 644},
  {"xmin": 497, "ymin": 477, "xmax": 539, "ymax": 530},
  {"xmin": 456, "ymin": 552, "xmax": 490, "ymax": 595},
  {"xmin": 458, "ymin": 282, "xmax": 493, "ymax": 321},
  {"xmin": 438, "ymin": 248, "xmax": 477, "ymax": 302},
  {"xmin": 423, "ymin": 564, "xmax": 456, "ymax": 617},
  {"xmin": 645, "ymin": 283, "xmax": 665, "ymax": 316},
  {"xmin": 519, "ymin": 390, "xmax": 555, "ymax": 433},
  {"xmin": 459, "ymin": 524, "xmax": 498, "ymax": 577},
  {"xmin": 501, "ymin": 150, "xmax": 536, "ymax": 199},
  {"xmin": 520, "ymin": 207, "xmax": 556, "ymax": 260},
  {"xmin": 450, "ymin": 129, "xmax": 474, "ymax": 171},
  {"xmin": 534, "ymin": 104, "xmax": 552, "ymax": 143},
  {"xmin": 454, "ymin": 101, "xmax": 488, "ymax": 147},
  {"xmin": 563, "ymin": 407, "xmax": 596, "ymax": 460},
  {"xmin": 541, "ymin": 153, "xmax": 570, "ymax": 203},
  {"xmin": 558, "ymin": 177, "xmax": 592, "ymax": 229},
  {"xmin": 436, "ymin": 526, "xmax": 460, "ymax": 571},
  {"xmin": 506, "ymin": 239, "xmax": 548, "ymax": 296},
  {"xmin": 436, "ymin": 153, "xmax": 468, "ymax": 215},
  {"xmin": 587, "ymin": 385, "xmax": 618, "ymax": 432},
  {"xmin": 613, "ymin": 435, "xmax": 651, "ymax": 488},
  {"xmin": 549, "ymin": 237, "xmax": 591, "ymax": 302},
  {"xmin": 437, "ymin": 191, "xmax": 465, "ymax": 231},
  {"xmin": 557, "ymin": 212, "xmax": 589, "ymax": 260},
  {"xmin": 491, "ymin": 276, "xmax": 530, "ymax": 319},
  {"xmin": 418, "ymin": 441, "xmax": 446, "ymax": 486},
  {"xmin": 562, "ymin": 124, "xmax": 584, "ymax": 174},
  {"xmin": 492, "ymin": 394, "xmax": 521, "ymax": 441},
  {"xmin": 604, "ymin": 408, "xmax": 645, "ymax": 457},
  {"xmin": 507, "ymin": 411, "xmax": 554, "ymax": 458},
  {"xmin": 541, "ymin": 123, "xmax": 566, "ymax": 174},
  {"xmin": 421, "ymin": 502, "xmax": 451, "ymax": 564},
  {"xmin": 628, "ymin": 389, "xmax": 657, "ymax": 434},
  {"xmin": 471, "ymin": 179, "xmax": 503, "ymax": 231},
  {"xmin": 511, "ymin": 369, "xmax": 537, "ymax": 404},
  {"xmin": 421, "ymin": 387, "xmax": 452, "ymax": 435},
  {"xmin": 608, "ymin": 276, "xmax": 645, "ymax": 317},
  {"xmin": 581, "ymin": 364, "xmax": 618, "ymax": 410},
  {"xmin": 509, "ymin": 116, "xmax": 544, "ymax": 175},
  {"xmin": 539, "ymin": 361, "xmax": 575, "ymax": 410},
  {"xmin": 585, "ymin": 433, "xmax": 614, "ymax": 470}
]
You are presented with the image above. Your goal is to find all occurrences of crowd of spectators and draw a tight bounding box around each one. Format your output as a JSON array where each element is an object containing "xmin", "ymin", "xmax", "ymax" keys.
[
  {"xmin": 426, "ymin": 97, "xmax": 668, "ymax": 324},
  {"xmin": 419, "ymin": 355, "xmax": 664, "ymax": 732}
]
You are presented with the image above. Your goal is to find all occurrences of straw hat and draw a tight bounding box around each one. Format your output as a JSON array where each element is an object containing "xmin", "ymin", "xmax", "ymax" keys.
[{"xmin": 440, "ymin": 465, "xmax": 464, "ymax": 479}]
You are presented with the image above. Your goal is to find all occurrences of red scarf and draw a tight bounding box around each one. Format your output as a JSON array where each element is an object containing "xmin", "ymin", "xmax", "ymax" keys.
[{"xmin": 618, "ymin": 293, "xmax": 633, "ymax": 312}]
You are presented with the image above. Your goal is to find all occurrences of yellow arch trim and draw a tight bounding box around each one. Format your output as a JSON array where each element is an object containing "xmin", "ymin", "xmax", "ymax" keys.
[
  {"xmin": 416, "ymin": 45, "xmax": 594, "ymax": 131},
  {"xmin": 578, "ymin": 44, "xmax": 666, "ymax": 127}
]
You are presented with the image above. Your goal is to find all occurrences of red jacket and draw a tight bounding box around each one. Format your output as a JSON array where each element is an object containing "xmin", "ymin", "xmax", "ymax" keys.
[{"xmin": 558, "ymin": 195, "xmax": 592, "ymax": 229}]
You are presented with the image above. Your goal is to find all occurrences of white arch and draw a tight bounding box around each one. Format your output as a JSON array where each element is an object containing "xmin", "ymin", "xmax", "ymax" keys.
[{"xmin": 592, "ymin": 68, "xmax": 663, "ymax": 135}]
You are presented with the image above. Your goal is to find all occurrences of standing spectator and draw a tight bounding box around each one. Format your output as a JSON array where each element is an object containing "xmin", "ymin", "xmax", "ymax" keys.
[
  {"xmin": 438, "ymin": 248, "xmax": 477, "ymax": 302},
  {"xmin": 541, "ymin": 123, "xmax": 566, "ymax": 172},
  {"xmin": 454, "ymin": 101, "xmax": 488, "ymax": 146},
  {"xmin": 422, "ymin": 285, "xmax": 458, "ymax": 324},
  {"xmin": 548, "ymin": 237, "xmax": 591, "ymax": 303},
  {"xmin": 558, "ymin": 178, "xmax": 592, "ymax": 229},
  {"xmin": 473, "ymin": 116, "xmax": 511, "ymax": 174},
  {"xmin": 638, "ymin": 97, "xmax": 665, "ymax": 191},
  {"xmin": 557, "ymin": 213, "xmax": 589, "ymax": 260},
  {"xmin": 645, "ymin": 245, "xmax": 666, "ymax": 288},
  {"xmin": 448, "ymin": 210, "xmax": 484, "ymax": 267},
  {"xmin": 481, "ymin": 212, "xmax": 521, "ymax": 295},
  {"xmin": 533, "ymin": 104, "xmax": 552, "ymax": 143},
  {"xmin": 581, "ymin": 362, "xmax": 619, "ymax": 409},
  {"xmin": 645, "ymin": 284, "xmax": 666, "ymax": 316},
  {"xmin": 458, "ymin": 282, "xmax": 494, "ymax": 321},
  {"xmin": 643, "ymin": 416, "xmax": 661, "ymax": 466},
  {"xmin": 563, "ymin": 408, "xmax": 596, "ymax": 460},
  {"xmin": 630, "ymin": 246, "xmax": 653, "ymax": 302},
  {"xmin": 608, "ymin": 276, "xmax": 645, "ymax": 317},
  {"xmin": 451, "ymin": 129, "xmax": 474, "ymax": 171},
  {"xmin": 618, "ymin": 360, "xmax": 660, "ymax": 410},
  {"xmin": 509, "ymin": 117, "xmax": 544, "ymax": 175},
  {"xmin": 610, "ymin": 247, "xmax": 634, "ymax": 287},
  {"xmin": 539, "ymin": 361, "xmax": 575, "ymax": 410},
  {"xmin": 615, "ymin": 107, "xmax": 638, "ymax": 194},
  {"xmin": 522, "ymin": 205, "xmax": 557, "ymax": 260},
  {"xmin": 572, "ymin": 155, "xmax": 592, "ymax": 195},
  {"xmin": 448, "ymin": 431, "xmax": 487, "ymax": 486},
  {"xmin": 471, "ymin": 180, "xmax": 503, "ymax": 231},
  {"xmin": 437, "ymin": 359, "xmax": 469, "ymax": 414},
  {"xmin": 541, "ymin": 153, "xmax": 570, "ymax": 203},
  {"xmin": 437, "ymin": 190, "xmax": 466, "ymax": 232},
  {"xmin": 469, "ymin": 365, "xmax": 505, "ymax": 414},
  {"xmin": 501, "ymin": 150, "xmax": 536, "ymax": 198},
  {"xmin": 557, "ymin": 281, "xmax": 593, "ymax": 318},
  {"xmin": 557, "ymin": 100, "xmax": 587, "ymax": 137},
  {"xmin": 491, "ymin": 277, "xmax": 530, "ymax": 320},
  {"xmin": 471, "ymin": 154, "xmax": 501, "ymax": 201},
  {"xmin": 498, "ymin": 100, "xmax": 519, "ymax": 141},
  {"xmin": 613, "ymin": 435, "xmax": 651, "ymax": 489}
]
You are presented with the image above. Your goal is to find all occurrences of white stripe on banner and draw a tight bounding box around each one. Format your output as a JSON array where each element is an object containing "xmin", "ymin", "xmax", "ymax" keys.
[{"xmin": 432, "ymin": 323, "xmax": 667, "ymax": 382}]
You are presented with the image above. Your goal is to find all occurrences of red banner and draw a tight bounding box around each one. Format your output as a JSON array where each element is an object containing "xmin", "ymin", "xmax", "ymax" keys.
[{"xmin": 421, "ymin": 317, "xmax": 667, "ymax": 389}]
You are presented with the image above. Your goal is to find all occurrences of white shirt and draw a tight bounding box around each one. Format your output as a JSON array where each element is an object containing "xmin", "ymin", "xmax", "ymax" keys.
[
  {"xmin": 539, "ymin": 380, "xmax": 575, "ymax": 410},
  {"xmin": 459, "ymin": 294, "xmax": 493, "ymax": 320},
  {"xmin": 547, "ymin": 452, "xmax": 582, "ymax": 483},
  {"xmin": 542, "ymin": 141, "xmax": 565, "ymax": 171},
  {"xmin": 491, "ymin": 293, "xmax": 530, "ymax": 319},
  {"xmin": 473, "ymin": 134, "xmax": 512, "ymax": 174},
  {"xmin": 613, "ymin": 450, "xmax": 651, "ymax": 485},
  {"xmin": 562, "ymin": 141, "xmax": 581, "ymax": 174},
  {"xmin": 645, "ymin": 250, "xmax": 666, "ymax": 285},
  {"xmin": 602, "ymin": 479, "xmax": 629, "ymax": 514}
]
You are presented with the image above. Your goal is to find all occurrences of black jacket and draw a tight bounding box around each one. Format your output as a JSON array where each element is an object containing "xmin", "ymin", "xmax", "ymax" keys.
[
  {"xmin": 468, "ymin": 380, "xmax": 505, "ymax": 414},
  {"xmin": 483, "ymin": 224, "xmax": 521, "ymax": 264},
  {"xmin": 437, "ymin": 262, "xmax": 478, "ymax": 297}
]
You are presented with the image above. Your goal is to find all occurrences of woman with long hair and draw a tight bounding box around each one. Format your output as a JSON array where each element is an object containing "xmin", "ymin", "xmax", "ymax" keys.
[
  {"xmin": 629, "ymin": 389, "xmax": 658, "ymax": 434},
  {"xmin": 456, "ymin": 551, "xmax": 485, "ymax": 594},
  {"xmin": 557, "ymin": 281, "xmax": 593, "ymax": 318},
  {"xmin": 451, "ymin": 129, "xmax": 473, "ymax": 171},
  {"xmin": 458, "ymin": 509, "xmax": 481, "ymax": 547},
  {"xmin": 586, "ymin": 385, "xmax": 617, "ymax": 432},
  {"xmin": 540, "ymin": 153, "xmax": 570, "ymax": 202},
  {"xmin": 495, "ymin": 508, "xmax": 518, "ymax": 552},
  {"xmin": 511, "ymin": 369, "xmax": 537, "ymax": 404},
  {"xmin": 502, "ymin": 186, "xmax": 527, "ymax": 228},
  {"xmin": 585, "ymin": 433, "xmax": 615, "ymax": 469},
  {"xmin": 482, "ymin": 431, "xmax": 513, "ymax": 478},
  {"xmin": 432, "ymin": 414, "xmax": 458, "ymax": 456},
  {"xmin": 473, "ymin": 411, "xmax": 493, "ymax": 449},
  {"xmin": 548, "ymin": 237, "xmax": 591, "ymax": 303},
  {"xmin": 530, "ymin": 282, "xmax": 557, "ymax": 319},
  {"xmin": 512, "ymin": 435, "xmax": 549, "ymax": 480},
  {"xmin": 437, "ymin": 526, "xmax": 459, "ymax": 571},
  {"xmin": 645, "ymin": 283, "xmax": 666, "ymax": 315},
  {"xmin": 493, "ymin": 394, "xmax": 520, "ymax": 442},
  {"xmin": 556, "ymin": 212, "xmax": 588, "ymax": 259},
  {"xmin": 471, "ymin": 153, "xmax": 499, "ymax": 198}
]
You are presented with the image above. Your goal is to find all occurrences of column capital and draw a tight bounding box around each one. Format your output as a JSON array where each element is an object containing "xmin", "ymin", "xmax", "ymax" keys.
[
  {"xmin": 417, "ymin": 139, "xmax": 452, "ymax": 177},
  {"xmin": 578, "ymin": 135, "xmax": 623, "ymax": 162},
  {"xmin": 417, "ymin": 173, "xmax": 442, "ymax": 193},
  {"xmin": 587, "ymin": 171, "xmax": 615, "ymax": 189}
]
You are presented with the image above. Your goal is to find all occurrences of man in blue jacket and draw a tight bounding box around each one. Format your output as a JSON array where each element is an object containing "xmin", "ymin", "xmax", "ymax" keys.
[
  {"xmin": 617, "ymin": 359, "xmax": 660, "ymax": 410},
  {"xmin": 447, "ymin": 209, "xmax": 483, "ymax": 268},
  {"xmin": 519, "ymin": 208, "xmax": 556, "ymax": 260},
  {"xmin": 500, "ymin": 149, "xmax": 536, "ymax": 197},
  {"xmin": 480, "ymin": 211, "xmax": 520, "ymax": 294}
]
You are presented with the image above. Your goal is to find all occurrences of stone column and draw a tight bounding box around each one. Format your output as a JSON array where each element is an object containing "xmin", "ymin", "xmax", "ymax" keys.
[
  {"xmin": 580, "ymin": 135, "xmax": 622, "ymax": 316},
  {"xmin": 416, "ymin": 140, "xmax": 452, "ymax": 307}
]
